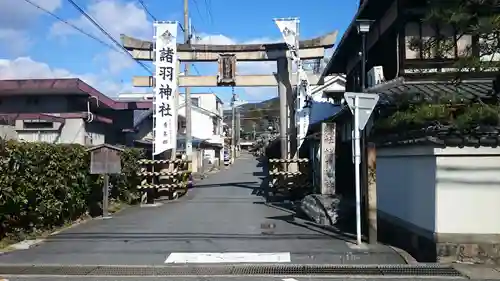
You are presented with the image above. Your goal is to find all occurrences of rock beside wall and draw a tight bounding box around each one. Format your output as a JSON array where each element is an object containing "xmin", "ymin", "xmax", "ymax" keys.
[{"xmin": 300, "ymin": 194, "xmax": 341, "ymax": 226}]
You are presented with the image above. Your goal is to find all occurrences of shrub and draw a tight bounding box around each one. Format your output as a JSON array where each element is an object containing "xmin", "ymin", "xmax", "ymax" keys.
[{"xmin": 0, "ymin": 140, "xmax": 144, "ymax": 241}]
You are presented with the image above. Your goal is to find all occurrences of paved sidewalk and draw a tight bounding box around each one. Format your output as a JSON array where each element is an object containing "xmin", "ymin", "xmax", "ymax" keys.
[{"xmin": 0, "ymin": 153, "xmax": 407, "ymax": 265}]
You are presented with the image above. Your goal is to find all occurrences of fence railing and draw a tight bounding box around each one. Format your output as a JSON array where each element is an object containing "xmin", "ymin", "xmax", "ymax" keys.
[
  {"xmin": 137, "ymin": 158, "xmax": 192, "ymax": 203},
  {"xmin": 267, "ymin": 158, "xmax": 310, "ymax": 197}
]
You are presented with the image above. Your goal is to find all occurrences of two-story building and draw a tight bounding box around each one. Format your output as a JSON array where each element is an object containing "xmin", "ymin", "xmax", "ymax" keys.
[
  {"xmin": 321, "ymin": 0, "xmax": 500, "ymax": 264},
  {"xmin": 0, "ymin": 79, "xmax": 150, "ymax": 145},
  {"xmin": 122, "ymin": 92, "xmax": 225, "ymax": 165}
]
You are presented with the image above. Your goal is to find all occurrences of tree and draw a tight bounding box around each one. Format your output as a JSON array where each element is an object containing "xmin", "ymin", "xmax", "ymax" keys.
[
  {"xmin": 409, "ymin": 0, "xmax": 500, "ymax": 73},
  {"xmin": 374, "ymin": 1, "xmax": 500, "ymax": 138}
]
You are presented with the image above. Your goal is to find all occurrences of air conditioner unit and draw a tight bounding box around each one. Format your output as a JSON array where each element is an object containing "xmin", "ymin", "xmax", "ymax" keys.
[{"xmin": 367, "ymin": 66, "xmax": 385, "ymax": 88}]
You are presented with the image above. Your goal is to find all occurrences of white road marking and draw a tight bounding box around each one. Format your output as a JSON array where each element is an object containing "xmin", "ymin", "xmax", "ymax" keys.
[
  {"xmin": 164, "ymin": 252, "xmax": 291, "ymax": 263},
  {"xmin": 140, "ymin": 203, "xmax": 163, "ymax": 208},
  {"xmin": 346, "ymin": 242, "xmax": 369, "ymax": 250},
  {"xmin": 282, "ymin": 278, "xmax": 298, "ymax": 281}
]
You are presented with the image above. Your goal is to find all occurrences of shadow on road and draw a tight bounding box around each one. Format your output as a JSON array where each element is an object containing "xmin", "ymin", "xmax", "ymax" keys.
[{"xmin": 43, "ymin": 232, "xmax": 335, "ymax": 241}]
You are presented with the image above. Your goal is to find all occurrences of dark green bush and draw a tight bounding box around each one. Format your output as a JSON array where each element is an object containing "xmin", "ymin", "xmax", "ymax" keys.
[{"xmin": 0, "ymin": 140, "xmax": 144, "ymax": 240}]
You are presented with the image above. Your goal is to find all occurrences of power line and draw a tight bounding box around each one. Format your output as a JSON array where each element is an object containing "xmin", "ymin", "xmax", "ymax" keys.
[
  {"xmin": 137, "ymin": 0, "xmax": 156, "ymax": 21},
  {"xmin": 191, "ymin": 0, "xmax": 207, "ymax": 25},
  {"xmin": 137, "ymin": 0, "xmax": 185, "ymax": 32},
  {"xmin": 22, "ymin": 0, "xmax": 118, "ymax": 52},
  {"xmin": 203, "ymin": 0, "xmax": 214, "ymax": 24},
  {"xmin": 191, "ymin": 64, "xmax": 217, "ymax": 95},
  {"xmin": 65, "ymin": 0, "xmax": 153, "ymax": 74}
]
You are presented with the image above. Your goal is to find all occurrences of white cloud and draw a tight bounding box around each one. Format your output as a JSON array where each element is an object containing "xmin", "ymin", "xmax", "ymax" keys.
[
  {"xmin": 0, "ymin": 29, "xmax": 32, "ymax": 56},
  {"xmin": 0, "ymin": 57, "xmax": 140, "ymax": 96},
  {"xmin": 50, "ymin": 0, "xmax": 151, "ymax": 40},
  {"xmin": 50, "ymin": 0, "xmax": 152, "ymax": 74},
  {"xmin": 0, "ymin": 0, "xmax": 62, "ymax": 55},
  {"xmin": 93, "ymin": 50, "xmax": 135, "ymax": 75}
]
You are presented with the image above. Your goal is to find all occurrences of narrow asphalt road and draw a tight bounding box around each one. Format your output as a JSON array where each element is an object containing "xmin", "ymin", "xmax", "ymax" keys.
[{"xmin": 0, "ymin": 153, "xmax": 405, "ymax": 266}]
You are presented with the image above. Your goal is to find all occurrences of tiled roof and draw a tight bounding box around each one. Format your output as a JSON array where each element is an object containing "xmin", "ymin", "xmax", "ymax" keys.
[
  {"xmin": 366, "ymin": 77, "xmax": 495, "ymax": 104},
  {"xmin": 0, "ymin": 78, "xmax": 151, "ymax": 110}
]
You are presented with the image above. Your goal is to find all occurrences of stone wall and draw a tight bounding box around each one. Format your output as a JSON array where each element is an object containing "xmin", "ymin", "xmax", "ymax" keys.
[{"xmin": 378, "ymin": 210, "xmax": 500, "ymax": 265}]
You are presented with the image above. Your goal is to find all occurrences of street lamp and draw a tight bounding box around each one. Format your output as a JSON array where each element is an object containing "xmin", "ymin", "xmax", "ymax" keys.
[
  {"xmin": 356, "ymin": 19, "xmax": 375, "ymax": 244},
  {"xmin": 356, "ymin": 19, "xmax": 373, "ymax": 91}
]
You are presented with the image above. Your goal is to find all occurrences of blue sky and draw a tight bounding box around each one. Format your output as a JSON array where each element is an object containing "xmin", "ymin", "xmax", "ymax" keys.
[{"xmin": 0, "ymin": 0, "xmax": 358, "ymax": 104}]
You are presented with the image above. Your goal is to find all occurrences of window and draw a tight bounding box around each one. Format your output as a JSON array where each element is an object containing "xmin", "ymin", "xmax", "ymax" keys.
[
  {"xmin": 191, "ymin": 97, "xmax": 199, "ymax": 107},
  {"xmin": 23, "ymin": 121, "xmax": 53, "ymax": 129}
]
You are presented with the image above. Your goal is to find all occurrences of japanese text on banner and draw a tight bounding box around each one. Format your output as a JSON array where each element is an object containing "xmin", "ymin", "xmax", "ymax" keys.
[
  {"xmin": 275, "ymin": 17, "xmax": 311, "ymax": 148},
  {"xmin": 153, "ymin": 21, "xmax": 178, "ymax": 155}
]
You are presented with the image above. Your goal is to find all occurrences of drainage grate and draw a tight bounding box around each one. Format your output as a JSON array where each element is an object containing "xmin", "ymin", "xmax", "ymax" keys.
[{"xmin": 0, "ymin": 264, "xmax": 465, "ymax": 277}]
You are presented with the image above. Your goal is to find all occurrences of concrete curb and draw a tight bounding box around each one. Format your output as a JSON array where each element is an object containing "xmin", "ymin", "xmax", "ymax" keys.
[
  {"xmin": 452, "ymin": 263, "xmax": 500, "ymax": 279},
  {"xmin": 388, "ymin": 245, "xmax": 419, "ymax": 264},
  {"xmin": 1, "ymin": 203, "xmax": 132, "ymax": 253},
  {"xmin": 299, "ymin": 194, "xmax": 419, "ymax": 265}
]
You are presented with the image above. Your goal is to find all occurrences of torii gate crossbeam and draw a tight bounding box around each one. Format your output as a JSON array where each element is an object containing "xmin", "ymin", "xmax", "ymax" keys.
[
  {"xmin": 122, "ymin": 29, "xmax": 338, "ymax": 169},
  {"xmin": 121, "ymin": 31, "xmax": 337, "ymax": 62}
]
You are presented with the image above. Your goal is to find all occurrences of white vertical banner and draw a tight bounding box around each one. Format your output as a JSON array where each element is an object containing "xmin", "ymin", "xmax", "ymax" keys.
[
  {"xmin": 296, "ymin": 75, "xmax": 311, "ymax": 148},
  {"xmin": 274, "ymin": 17, "xmax": 310, "ymax": 148},
  {"xmin": 274, "ymin": 18, "xmax": 299, "ymax": 60},
  {"xmin": 153, "ymin": 21, "xmax": 178, "ymax": 155}
]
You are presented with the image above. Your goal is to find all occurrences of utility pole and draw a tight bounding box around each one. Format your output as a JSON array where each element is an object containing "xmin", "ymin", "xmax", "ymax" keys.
[
  {"xmin": 184, "ymin": 0, "xmax": 192, "ymax": 161},
  {"xmin": 231, "ymin": 88, "xmax": 236, "ymax": 162},
  {"xmin": 236, "ymin": 107, "xmax": 241, "ymax": 157}
]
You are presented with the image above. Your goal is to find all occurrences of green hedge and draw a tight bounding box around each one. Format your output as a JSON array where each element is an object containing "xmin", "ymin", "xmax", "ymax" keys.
[{"xmin": 0, "ymin": 140, "xmax": 144, "ymax": 241}]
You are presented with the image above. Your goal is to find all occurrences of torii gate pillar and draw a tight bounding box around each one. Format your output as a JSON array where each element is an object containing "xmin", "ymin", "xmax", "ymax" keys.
[
  {"xmin": 277, "ymin": 57, "xmax": 298, "ymax": 172},
  {"xmin": 277, "ymin": 58, "xmax": 289, "ymax": 170}
]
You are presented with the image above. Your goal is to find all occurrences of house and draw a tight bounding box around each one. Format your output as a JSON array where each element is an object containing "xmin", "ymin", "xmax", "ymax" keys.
[
  {"xmin": 0, "ymin": 79, "xmax": 150, "ymax": 145},
  {"xmin": 320, "ymin": 0, "xmax": 500, "ymax": 264},
  {"xmin": 309, "ymin": 74, "xmax": 346, "ymax": 124},
  {"xmin": 127, "ymin": 92, "xmax": 225, "ymax": 166},
  {"xmin": 177, "ymin": 93, "xmax": 225, "ymax": 164}
]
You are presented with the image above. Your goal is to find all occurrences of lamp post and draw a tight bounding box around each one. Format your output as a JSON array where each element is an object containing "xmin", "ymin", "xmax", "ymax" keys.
[
  {"xmin": 356, "ymin": 19, "xmax": 374, "ymax": 244},
  {"xmin": 356, "ymin": 20, "xmax": 372, "ymax": 91}
]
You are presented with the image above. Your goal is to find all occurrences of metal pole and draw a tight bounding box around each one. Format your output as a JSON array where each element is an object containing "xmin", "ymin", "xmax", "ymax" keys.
[
  {"xmin": 354, "ymin": 95, "xmax": 362, "ymax": 245},
  {"xmin": 236, "ymin": 107, "xmax": 241, "ymax": 157},
  {"xmin": 360, "ymin": 32, "xmax": 370, "ymax": 243},
  {"xmin": 184, "ymin": 0, "xmax": 192, "ymax": 160},
  {"xmin": 231, "ymin": 90, "xmax": 236, "ymax": 162},
  {"xmin": 361, "ymin": 33, "xmax": 366, "ymax": 91},
  {"xmin": 102, "ymin": 174, "xmax": 110, "ymax": 219}
]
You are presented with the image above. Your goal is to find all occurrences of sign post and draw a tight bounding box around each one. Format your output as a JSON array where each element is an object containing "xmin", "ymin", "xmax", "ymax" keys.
[
  {"xmin": 344, "ymin": 92, "xmax": 379, "ymax": 245},
  {"xmin": 87, "ymin": 144, "xmax": 125, "ymax": 219}
]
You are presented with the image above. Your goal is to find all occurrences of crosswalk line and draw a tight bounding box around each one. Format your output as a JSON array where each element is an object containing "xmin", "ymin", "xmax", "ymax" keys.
[{"xmin": 164, "ymin": 252, "xmax": 291, "ymax": 263}]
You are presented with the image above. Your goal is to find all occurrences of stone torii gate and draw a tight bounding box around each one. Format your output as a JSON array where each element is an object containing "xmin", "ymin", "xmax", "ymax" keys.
[{"xmin": 120, "ymin": 30, "xmax": 337, "ymax": 170}]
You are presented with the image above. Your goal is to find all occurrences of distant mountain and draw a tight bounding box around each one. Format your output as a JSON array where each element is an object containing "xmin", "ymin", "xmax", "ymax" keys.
[{"xmin": 223, "ymin": 97, "xmax": 280, "ymax": 135}]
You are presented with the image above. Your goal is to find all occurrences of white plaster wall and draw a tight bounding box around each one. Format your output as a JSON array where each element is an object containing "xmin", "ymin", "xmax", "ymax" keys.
[
  {"xmin": 376, "ymin": 146, "xmax": 437, "ymax": 232},
  {"xmin": 16, "ymin": 118, "xmax": 105, "ymax": 145},
  {"xmin": 179, "ymin": 93, "xmax": 221, "ymax": 115},
  {"xmin": 377, "ymin": 145, "xmax": 500, "ymax": 235},
  {"xmin": 435, "ymin": 147, "xmax": 500, "ymax": 234},
  {"xmin": 0, "ymin": 125, "xmax": 17, "ymax": 140},
  {"xmin": 309, "ymin": 76, "xmax": 344, "ymax": 124},
  {"xmin": 177, "ymin": 106, "xmax": 213, "ymax": 140},
  {"xmin": 203, "ymin": 149, "xmax": 215, "ymax": 163}
]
